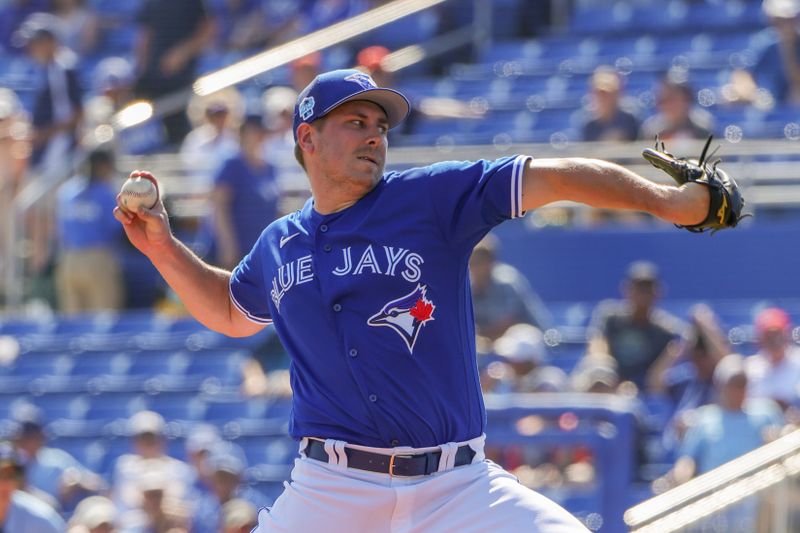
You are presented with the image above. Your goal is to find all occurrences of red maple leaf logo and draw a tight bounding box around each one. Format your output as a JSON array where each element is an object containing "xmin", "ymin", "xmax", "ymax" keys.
[{"xmin": 409, "ymin": 298, "xmax": 434, "ymax": 322}]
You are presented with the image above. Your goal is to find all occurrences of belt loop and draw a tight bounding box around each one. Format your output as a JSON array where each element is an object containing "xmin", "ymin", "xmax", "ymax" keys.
[
  {"xmin": 437, "ymin": 442, "xmax": 458, "ymax": 473},
  {"xmin": 323, "ymin": 439, "xmax": 338, "ymax": 465},
  {"xmin": 333, "ymin": 440, "xmax": 348, "ymax": 468},
  {"xmin": 298, "ymin": 437, "xmax": 310, "ymax": 458},
  {"xmin": 469, "ymin": 434, "xmax": 486, "ymax": 463}
]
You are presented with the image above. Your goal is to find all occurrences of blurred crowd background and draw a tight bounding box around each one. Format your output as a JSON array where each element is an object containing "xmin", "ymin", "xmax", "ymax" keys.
[{"xmin": 2, "ymin": 0, "xmax": 800, "ymax": 531}]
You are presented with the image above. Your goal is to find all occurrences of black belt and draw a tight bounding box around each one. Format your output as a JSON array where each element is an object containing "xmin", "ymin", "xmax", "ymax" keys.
[{"xmin": 305, "ymin": 439, "xmax": 476, "ymax": 477}]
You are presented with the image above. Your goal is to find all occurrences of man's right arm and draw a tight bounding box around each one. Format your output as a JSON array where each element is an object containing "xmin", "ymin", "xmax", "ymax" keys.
[{"xmin": 114, "ymin": 171, "xmax": 263, "ymax": 337}]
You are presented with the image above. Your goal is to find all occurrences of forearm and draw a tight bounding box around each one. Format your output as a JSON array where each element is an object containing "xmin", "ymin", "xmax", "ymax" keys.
[
  {"xmin": 148, "ymin": 237, "xmax": 238, "ymax": 334},
  {"xmin": 523, "ymin": 158, "xmax": 709, "ymax": 226}
]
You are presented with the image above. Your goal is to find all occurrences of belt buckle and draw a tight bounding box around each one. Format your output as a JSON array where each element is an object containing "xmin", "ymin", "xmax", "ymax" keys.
[{"xmin": 388, "ymin": 453, "xmax": 414, "ymax": 477}]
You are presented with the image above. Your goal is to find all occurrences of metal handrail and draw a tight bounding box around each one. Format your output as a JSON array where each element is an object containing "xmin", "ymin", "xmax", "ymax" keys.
[{"xmin": 624, "ymin": 429, "xmax": 800, "ymax": 532}]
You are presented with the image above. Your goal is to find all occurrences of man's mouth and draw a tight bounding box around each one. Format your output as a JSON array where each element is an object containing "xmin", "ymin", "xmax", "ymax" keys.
[{"xmin": 357, "ymin": 155, "xmax": 379, "ymax": 166}]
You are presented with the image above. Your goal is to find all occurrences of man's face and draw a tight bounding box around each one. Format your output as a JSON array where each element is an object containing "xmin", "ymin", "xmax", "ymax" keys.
[
  {"xmin": 625, "ymin": 280, "xmax": 658, "ymax": 310},
  {"xmin": 305, "ymin": 100, "xmax": 388, "ymax": 191},
  {"xmin": 720, "ymin": 374, "xmax": 748, "ymax": 410},
  {"xmin": 759, "ymin": 327, "xmax": 789, "ymax": 353}
]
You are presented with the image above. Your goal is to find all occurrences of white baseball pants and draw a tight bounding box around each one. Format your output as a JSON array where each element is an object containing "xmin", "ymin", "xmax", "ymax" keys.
[{"xmin": 255, "ymin": 435, "xmax": 589, "ymax": 532}]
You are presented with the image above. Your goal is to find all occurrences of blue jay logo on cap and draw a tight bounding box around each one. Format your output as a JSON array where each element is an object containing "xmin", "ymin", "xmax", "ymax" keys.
[
  {"xmin": 299, "ymin": 96, "xmax": 315, "ymax": 121},
  {"xmin": 344, "ymin": 72, "xmax": 377, "ymax": 90}
]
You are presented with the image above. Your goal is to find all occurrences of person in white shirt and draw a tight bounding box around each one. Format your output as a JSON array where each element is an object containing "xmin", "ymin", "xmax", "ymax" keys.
[{"xmin": 745, "ymin": 307, "xmax": 800, "ymax": 410}]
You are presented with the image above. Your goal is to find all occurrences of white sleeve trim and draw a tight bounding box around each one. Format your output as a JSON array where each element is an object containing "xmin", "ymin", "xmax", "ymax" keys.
[
  {"xmin": 510, "ymin": 155, "xmax": 531, "ymax": 219},
  {"xmin": 229, "ymin": 282, "xmax": 273, "ymax": 325}
]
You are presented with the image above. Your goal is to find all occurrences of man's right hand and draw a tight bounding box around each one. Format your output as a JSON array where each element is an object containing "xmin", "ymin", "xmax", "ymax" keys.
[{"xmin": 113, "ymin": 170, "xmax": 173, "ymax": 258}]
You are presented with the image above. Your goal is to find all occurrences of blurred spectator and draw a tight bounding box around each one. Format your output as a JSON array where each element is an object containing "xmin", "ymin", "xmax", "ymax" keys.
[
  {"xmin": 586, "ymin": 261, "xmax": 686, "ymax": 392},
  {"xmin": 138, "ymin": 469, "xmax": 190, "ymax": 533},
  {"xmin": 67, "ymin": 495, "xmax": 116, "ymax": 533},
  {"xmin": 663, "ymin": 354, "xmax": 783, "ymax": 485},
  {"xmin": 204, "ymin": 114, "xmax": 280, "ymax": 269},
  {"xmin": 570, "ymin": 355, "xmax": 621, "ymax": 394},
  {"xmin": 83, "ymin": 57, "xmax": 167, "ymax": 155},
  {"xmin": 469, "ymin": 234, "xmax": 551, "ymax": 340},
  {"xmin": 0, "ymin": 441, "xmax": 65, "ymax": 532},
  {"xmin": 11, "ymin": 403, "xmax": 105, "ymax": 512},
  {"xmin": 0, "ymin": 88, "xmax": 31, "ymax": 302},
  {"xmin": 111, "ymin": 411, "xmax": 194, "ymax": 532},
  {"xmin": 303, "ymin": 0, "xmax": 366, "ymax": 34},
  {"xmin": 190, "ymin": 442, "xmax": 263, "ymax": 533},
  {"xmin": 0, "ymin": 87, "xmax": 29, "ymax": 192},
  {"xmin": 520, "ymin": 365, "xmax": 569, "ymax": 394},
  {"xmin": 180, "ymin": 90, "xmax": 242, "ymax": 188},
  {"xmin": 486, "ymin": 323, "xmax": 549, "ymax": 393},
  {"xmin": 745, "ymin": 307, "xmax": 800, "ymax": 410},
  {"xmin": 355, "ymin": 45, "xmax": 484, "ymax": 136},
  {"xmin": 184, "ymin": 424, "xmax": 221, "ymax": 500},
  {"xmin": 54, "ymin": 146, "xmax": 124, "ymax": 315},
  {"xmin": 211, "ymin": 0, "xmax": 267, "ymax": 52},
  {"xmin": 51, "ymin": 0, "xmax": 100, "ymax": 56},
  {"xmin": 220, "ymin": 498, "xmax": 258, "ymax": 533},
  {"xmin": 133, "ymin": 0, "xmax": 214, "ymax": 146},
  {"xmin": 580, "ymin": 66, "xmax": 640, "ymax": 142},
  {"xmin": 726, "ymin": 0, "xmax": 800, "ymax": 106},
  {"xmin": 256, "ymin": 0, "xmax": 306, "ymax": 48},
  {"xmin": 261, "ymin": 85, "xmax": 308, "ymax": 208},
  {"xmin": 0, "ymin": 0, "xmax": 49, "ymax": 54},
  {"xmin": 17, "ymin": 11, "xmax": 83, "ymax": 182},
  {"xmin": 289, "ymin": 52, "xmax": 322, "ymax": 93},
  {"xmin": 650, "ymin": 304, "xmax": 729, "ymax": 405},
  {"xmin": 654, "ymin": 305, "xmax": 730, "ymax": 450},
  {"xmin": 639, "ymin": 74, "xmax": 714, "ymax": 142}
]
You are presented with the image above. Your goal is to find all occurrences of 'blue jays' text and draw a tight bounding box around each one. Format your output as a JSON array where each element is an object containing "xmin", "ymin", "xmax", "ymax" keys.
[{"xmin": 271, "ymin": 245, "xmax": 425, "ymax": 311}]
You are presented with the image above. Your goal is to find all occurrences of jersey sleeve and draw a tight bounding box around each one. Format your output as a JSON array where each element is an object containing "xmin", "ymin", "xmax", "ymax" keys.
[
  {"xmin": 423, "ymin": 155, "xmax": 530, "ymax": 249},
  {"xmin": 229, "ymin": 231, "xmax": 273, "ymax": 324}
]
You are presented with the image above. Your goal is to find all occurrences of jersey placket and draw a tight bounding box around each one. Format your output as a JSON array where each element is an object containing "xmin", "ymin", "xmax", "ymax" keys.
[{"xmin": 310, "ymin": 214, "xmax": 395, "ymax": 445}]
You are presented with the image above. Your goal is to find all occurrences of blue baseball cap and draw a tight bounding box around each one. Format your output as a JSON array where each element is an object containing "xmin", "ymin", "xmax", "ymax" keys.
[{"xmin": 293, "ymin": 69, "xmax": 410, "ymax": 141}]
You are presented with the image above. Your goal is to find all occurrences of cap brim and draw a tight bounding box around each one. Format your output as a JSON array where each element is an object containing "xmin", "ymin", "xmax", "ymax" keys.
[{"xmin": 320, "ymin": 87, "xmax": 410, "ymax": 130}]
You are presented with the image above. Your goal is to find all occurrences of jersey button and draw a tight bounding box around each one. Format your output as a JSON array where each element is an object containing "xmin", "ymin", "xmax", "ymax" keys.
[
  {"xmin": 391, "ymin": 439, "xmax": 400, "ymax": 447},
  {"xmin": 349, "ymin": 349, "xmax": 358, "ymax": 357},
  {"xmin": 333, "ymin": 303, "xmax": 342, "ymax": 312},
  {"xmin": 369, "ymin": 394, "xmax": 377, "ymax": 402},
  {"xmin": 323, "ymin": 244, "xmax": 332, "ymax": 252},
  {"xmin": 320, "ymin": 224, "xmax": 329, "ymax": 232}
]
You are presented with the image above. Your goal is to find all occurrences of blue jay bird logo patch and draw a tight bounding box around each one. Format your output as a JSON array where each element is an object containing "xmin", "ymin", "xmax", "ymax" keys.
[
  {"xmin": 344, "ymin": 72, "xmax": 377, "ymax": 90},
  {"xmin": 368, "ymin": 284, "xmax": 435, "ymax": 353},
  {"xmin": 299, "ymin": 96, "xmax": 315, "ymax": 120}
]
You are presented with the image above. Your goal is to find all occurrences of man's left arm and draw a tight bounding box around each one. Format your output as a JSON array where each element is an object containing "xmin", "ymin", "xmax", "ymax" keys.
[{"xmin": 521, "ymin": 158, "xmax": 710, "ymax": 227}]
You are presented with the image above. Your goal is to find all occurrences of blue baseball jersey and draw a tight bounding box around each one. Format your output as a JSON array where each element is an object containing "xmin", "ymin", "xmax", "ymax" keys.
[{"xmin": 230, "ymin": 155, "xmax": 529, "ymax": 447}]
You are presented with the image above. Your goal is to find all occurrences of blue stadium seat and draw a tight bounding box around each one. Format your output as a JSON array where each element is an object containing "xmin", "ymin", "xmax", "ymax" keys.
[
  {"xmin": 84, "ymin": 392, "xmax": 150, "ymax": 422},
  {"xmin": 148, "ymin": 391, "xmax": 207, "ymax": 422},
  {"xmin": 31, "ymin": 393, "xmax": 92, "ymax": 421}
]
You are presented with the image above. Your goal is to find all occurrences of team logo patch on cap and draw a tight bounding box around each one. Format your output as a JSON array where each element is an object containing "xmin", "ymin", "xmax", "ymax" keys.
[
  {"xmin": 367, "ymin": 284, "xmax": 435, "ymax": 353},
  {"xmin": 299, "ymin": 96, "xmax": 315, "ymax": 121},
  {"xmin": 344, "ymin": 72, "xmax": 377, "ymax": 90}
]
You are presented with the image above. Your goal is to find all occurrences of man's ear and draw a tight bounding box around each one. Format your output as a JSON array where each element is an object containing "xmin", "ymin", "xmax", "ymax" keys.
[{"xmin": 296, "ymin": 123, "xmax": 315, "ymax": 154}]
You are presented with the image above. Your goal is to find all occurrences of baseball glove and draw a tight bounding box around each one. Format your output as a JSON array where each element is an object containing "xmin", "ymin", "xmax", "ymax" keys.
[{"xmin": 642, "ymin": 135, "xmax": 747, "ymax": 234}]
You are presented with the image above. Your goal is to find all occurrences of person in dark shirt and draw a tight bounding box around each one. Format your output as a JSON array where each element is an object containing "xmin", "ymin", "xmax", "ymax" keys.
[
  {"xmin": 207, "ymin": 114, "xmax": 280, "ymax": 269},
  {"xmin": 133, "ymin": 0, "xmax": 214, "ymax": 145},
  {"xmin": 17, "ymin": 12, "xmax": 82, "ymax": 179},
  {"xmin": 580, "ymin": 66, "xmax": 640, "ymax": 142},
  {"xmin": 586, "ymin": 261, "xmax": 686, "ymax": 391},
  {"xmin": 639, "ymin": 75, "xmax": 714, "ymax": 142}
]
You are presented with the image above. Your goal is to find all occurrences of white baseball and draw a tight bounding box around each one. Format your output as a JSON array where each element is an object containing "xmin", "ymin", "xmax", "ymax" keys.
[{"xmin": 120, "ymin": 174, "xmax": 159, "ymax": 212}]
